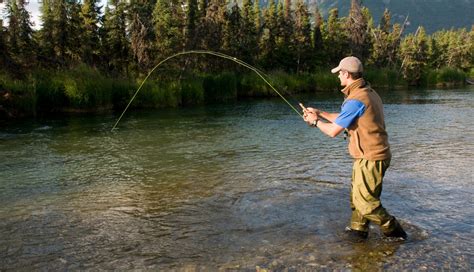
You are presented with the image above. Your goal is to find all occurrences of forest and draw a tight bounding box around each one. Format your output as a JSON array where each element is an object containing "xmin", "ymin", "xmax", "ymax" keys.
[{"xmin": 1, "ymin": 0, "xmax": 473, "ymax": 117}]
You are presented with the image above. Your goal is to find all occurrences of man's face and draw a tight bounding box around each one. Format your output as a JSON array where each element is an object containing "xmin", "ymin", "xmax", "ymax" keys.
[{"xmin": 338, "ymin": 70, "xmax": 349, "ymax": 86}]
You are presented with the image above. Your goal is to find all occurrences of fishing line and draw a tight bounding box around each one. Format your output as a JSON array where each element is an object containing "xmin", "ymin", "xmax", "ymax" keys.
[{"xmin": 111, "ymin": 50, "xmax": 304, "ymax": 131}]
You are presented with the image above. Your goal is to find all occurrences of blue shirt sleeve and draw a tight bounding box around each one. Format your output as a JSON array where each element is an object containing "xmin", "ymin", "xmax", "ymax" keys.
[{"xmin": 334, "ymin": 99, "xmax": 366, "ymax": 128}]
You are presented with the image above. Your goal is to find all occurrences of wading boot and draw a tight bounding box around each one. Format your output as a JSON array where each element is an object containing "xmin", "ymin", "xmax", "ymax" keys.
[
  {"xmin": 344, "ymin": 227, "xmax": 368, "ymax": 243},
  {"xmin": 383, "ymin": 219, "xmax": 407, "ymax": 240}
]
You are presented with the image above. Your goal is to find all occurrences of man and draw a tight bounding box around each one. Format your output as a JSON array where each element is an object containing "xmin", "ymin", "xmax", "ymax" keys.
[{"xmin": 302, "ymin": 56, "xmax": 407, "ymax": 241}]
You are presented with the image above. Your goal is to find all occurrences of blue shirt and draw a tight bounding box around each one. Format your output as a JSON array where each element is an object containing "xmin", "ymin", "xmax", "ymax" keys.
[{"xmin": 334, "ymin": 99, "xmax": 366, "ymax": 128}]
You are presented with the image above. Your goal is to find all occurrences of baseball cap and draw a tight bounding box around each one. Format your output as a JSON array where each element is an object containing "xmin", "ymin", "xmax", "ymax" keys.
[{"xmin": 331, "ymin": 56, "xmax": 363, "ymax": 74}]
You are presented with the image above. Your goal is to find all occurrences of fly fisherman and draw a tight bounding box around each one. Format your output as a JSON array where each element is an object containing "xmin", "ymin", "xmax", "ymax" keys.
[{"xmin": 301, "ymin": 56, "xmax": 407, "ymax": 242}]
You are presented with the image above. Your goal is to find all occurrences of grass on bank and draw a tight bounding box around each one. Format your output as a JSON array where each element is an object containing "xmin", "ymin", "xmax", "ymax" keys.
[{"xmin": 0, "ymin": 65, "xmax": 470, "ymax": 118}]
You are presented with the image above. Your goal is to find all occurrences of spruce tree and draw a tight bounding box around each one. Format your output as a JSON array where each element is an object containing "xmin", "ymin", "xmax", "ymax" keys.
[
  {"xmin": 153, "ymin": 0, "xmax": 185, "ymax": 59},
  {"xmin": 128, "ymin": 0, "xmax": 155, "ymax": 72},
  {"xmin": 380, "ymin": 8, "xmax": 391, "ymax": 34},
  {"xmin": 199, "ymin": 0, "xmax": 226, "ymax": 53},
  {"xmin": 185, "ymin": 0, "xmax": 199, "ymax": 50},
  {"xmin": 103, "ymin": 0, "xmax": 130, "ymax": 75},
  {"xmin": 0, "ymin": 19, "xmax": 14, "ymax": 70},
  {"xmin": 52, "ymin": 0, "xmax": 70, "ymax": 65},
  {"xmin": 322, "ymin": 8, "xmax": 349, "ymax": 66},
  {"xmin": 293, "ymin": 0, "xmax": 311, "ymax": 73},
  {"xmin": 39, "ymin": 0, "xmax": 55, "ymax": 66},
  {"xmin": 67, "ymin": 1, "xmax": 84, "ymax": 64},
  {"xmin": 240, "ymin": 0, "xmax": 258, "ymax": 64},
  {"xmin": 311, "ymin": 6, "xmax": 324, "ymax": 67},
  {"xmin": 80, "ymin": 0, "xmax": 102, "ymax": 67},
  {"xmin": 5, "ymin": 0, "xmax": 36, "ymax": 69},
  {"xmin": 259, "ymin": 0, "xmax": 278, "ymax": 69},
  {"xmin": 346, "ymin": 0, "xmax": 368, "ymax": 60},
  {"xmin": 399, "ymin": 26, "xmax": 428, "ymax": 85},
  {"xmin": 222, "ymin": 2, "xmax": 242, "ymax": 58}
]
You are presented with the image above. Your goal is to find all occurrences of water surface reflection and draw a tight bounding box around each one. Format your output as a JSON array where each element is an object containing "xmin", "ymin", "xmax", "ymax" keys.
[{"xmin": 0, "ymin": 87, "xmax": 472, "ymax": 270}]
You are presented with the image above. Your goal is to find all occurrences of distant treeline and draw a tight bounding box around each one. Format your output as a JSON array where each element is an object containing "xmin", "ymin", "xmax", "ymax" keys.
[{"xmin": 0, "ymin": 0, "xmax": 473, "ymax": 118}]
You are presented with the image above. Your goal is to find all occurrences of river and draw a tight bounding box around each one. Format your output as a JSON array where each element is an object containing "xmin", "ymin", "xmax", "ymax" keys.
[{"xmin": 1, "ymin": 87, "xmax": 473, "ymax": 270}]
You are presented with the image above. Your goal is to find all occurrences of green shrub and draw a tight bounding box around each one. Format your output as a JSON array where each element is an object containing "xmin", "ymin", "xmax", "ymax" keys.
[
  {"xmin": 365, "ymin": 68, "xmax": 405, "ymax": 88},
  {"xmin": 436, "ymin": 68, "xmax": 466, "ymax": 84},
  {"xmin": 0, "ymin": 76, "xmax": 36, "ymax": 117},
  {"xmin": 312, "ymin": 70, "xmax": 339, "ymax": 91},
  {"xmin": 181, "ymin": 77, "xmax": 204, "ymax": 105},
  {"xmin": 202, "ymin": 72, "xmax": 237, "ymax": 102}
]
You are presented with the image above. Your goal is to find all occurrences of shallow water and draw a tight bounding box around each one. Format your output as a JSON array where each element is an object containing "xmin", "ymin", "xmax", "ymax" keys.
[{"xmin": 1, "ymin": 87, "xmax": 473, "ymax": 270}]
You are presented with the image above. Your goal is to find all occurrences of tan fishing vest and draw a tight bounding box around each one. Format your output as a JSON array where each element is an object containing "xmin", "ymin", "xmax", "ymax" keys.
[{"xmin": 341, "ymin": 78, "xmax": 391, "ymax": 161}]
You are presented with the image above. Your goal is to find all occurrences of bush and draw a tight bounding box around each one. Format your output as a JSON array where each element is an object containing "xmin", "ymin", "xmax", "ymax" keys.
[
  {"xmin": 312, "ymin": 70, "xmax": 340, "ymax": 91},
  {"xmin": 365, "ymin": 68, "xmax": 405, "ymax": 88},
  {"xmin": 202, "ymin": 72, "xmax": 237, "ymax": 102},
  {"xmin": 180, "ymin": 77, "xmax": 205, "ymax": 105},
  {"xmin": 0, "ymin": 74, "xmax": 36, "ymax": 117}
]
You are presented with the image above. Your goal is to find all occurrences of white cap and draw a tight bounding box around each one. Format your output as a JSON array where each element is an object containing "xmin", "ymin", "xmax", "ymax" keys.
[{"xmin": 331, "ymin": 56, "xmax": 363, "ymax": 74}]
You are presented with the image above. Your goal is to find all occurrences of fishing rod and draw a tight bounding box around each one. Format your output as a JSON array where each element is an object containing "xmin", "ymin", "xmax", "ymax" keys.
[{"xmin": 111, "ymin": 50, "xmax": 305, "ymax": 131}]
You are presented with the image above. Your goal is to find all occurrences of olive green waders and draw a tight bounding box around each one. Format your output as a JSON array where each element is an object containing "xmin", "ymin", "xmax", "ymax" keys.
[{"xmin": 350, "ymin": 158, "xmax": 398, "ymax": 233}]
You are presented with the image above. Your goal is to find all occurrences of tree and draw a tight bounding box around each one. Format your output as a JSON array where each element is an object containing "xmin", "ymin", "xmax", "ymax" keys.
[
  {"xmin": 38, "ymin": 0, "xmax": 55, "ymax": 66},
  {"xmin": 346, "ymin": 0, "xmax": 368, "ymax": 60},
  {"xmin": 274, "ymin": 0, "xmax": 294, "ymax": 72},
  {"xmin": 67, "ymin": 1, "xmax": 84, "ymax": 64},
  {"xmin": 198, "ymin": 0, "xmax": 227, "ymax": 70},
  {"xmin": 128, "ymin": 1, "xmax": 155, "ymax": 72},
  {"xmin": 5, "ymin": 0, "xmax": 36, "ymax": 68},
  {"xmin": 380, "ymin": 8, "xmax": 391, "ymax": 34},
  {"xmin": 222, "ymin": 2, "xmax": 242, "ymax": 59},
  {"xmin": 80, "ymin": 0, "xmax": 102, "ymax": 67},
  {"xmin": 185, "ymin": 0, "xmax": 199, "ymax": 50},
  {"xmin": 293, "ymin": 0, "xmax": 312, "ymax": 73},
  {"xmin": 322, "ymin": 8, "xmax": 348, "ymax": 66},
  {"xmin": 0, "ymin": 19, "xmax": 14, "ymax": 71},
  {"xmin": 311, "ymin": 6, "xmax": 324, "ymax": 67},
  {"xmin": 399, "ymin": 26, "xmax": 429, "ymax": 85},
  {"xmin": 103, "ymin": 0, "xmax": 130, "ymax": 75},
  {"xmin": 198, "ymin": 0, "xmax": 208, "ymax": 17},
  {"xmin": 259, "ymin": 0, "xmax": 278, "ymax": 69},
  {"xmin": 240, "ymin": 0, "xmax": 258, "ymax": 64}
]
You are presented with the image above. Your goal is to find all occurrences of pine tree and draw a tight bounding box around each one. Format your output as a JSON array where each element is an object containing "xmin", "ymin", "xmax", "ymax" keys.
[
  {"xmin": 128, "ymin": 1, "xmax": 155, "ymax": 72},
  {"xmin": 399, "ymin": 26, "xmax": 428, "ymax": 85},
  {"xmin": 67, "ymin": 1, "xmax": 84, "ymax": 64},
  {"xmin": 293, "ymin": 0, "xmax": 311, "ymax": 73},
  {"xmin": 185, "ymin": 0, "xmax": 199, "ymax": 50},
  {"xmin": 39, "ymin": 0, "xmax": 55, "ymax": 66},
  {"xmin": 52, "ymin": 0, "xmax": 70, "ymax": 65},
  {"xmin": 153, "ymin": 0, "xmax": 185, "ymax": 60},
  {"xmin": 5, "ymin": 0, "xmax": 36, "ymax": 68},
  {"xmin": 199, "ymin": 0, "xmax": 225, "ymax": 52},
  {"xmin": 103, "ymin": 0, "xmax": 130, "ymax": 75},
  {"xmin": 322, "ymin": 8, "xmax": 348, "ymax": 66},
  {"xmin": 0, "ymin": 19, "xmax": 14, "ymax": 70},
  {"xmin": 80, "ymin": 0, "xmax": 102, "ymax": 67},
  {"xmin": 380, "ymin": 8, "xmax": 391, "ymax": 34},
  {"xmin": 222, "ymin": 2, "xmax": 242, "ymax": 58},
  {"xmin": 259, "ymin": 0, "xmax": 278, "ymax": 69},
  {"xmin": 311, "ymin": 6, "xmax": 324, "ymax": 67},
  {"xmin": 240, "ymin": 0, "xmax": 258, "ymax": 64},
  {"xmin": 274, "ymin": 0, "xmax": 295, "ymax": 72},
  {"xmin": 199, "ymin": 0, "xmax": 208, "ymax": 17},
  {"xmin": 346, "ymin": 0, "xmax": 368, "ymax": 60}
]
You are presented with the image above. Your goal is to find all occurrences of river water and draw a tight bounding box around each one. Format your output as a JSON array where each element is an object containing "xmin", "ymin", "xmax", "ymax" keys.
[{"xmin": 1, "ymin": 87, "xmax": 473, "ymax": 270}]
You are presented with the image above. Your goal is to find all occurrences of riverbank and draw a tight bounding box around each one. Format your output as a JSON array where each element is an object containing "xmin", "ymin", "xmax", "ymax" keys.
[{"xmin": 0, "ymin": 66, "xmax": 470, "ymax": 119}]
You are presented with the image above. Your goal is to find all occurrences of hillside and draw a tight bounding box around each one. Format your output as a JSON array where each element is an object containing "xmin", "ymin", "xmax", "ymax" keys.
[{"xmin": 259, "ymin": 0, "xmax": 474, "ymax": 33}]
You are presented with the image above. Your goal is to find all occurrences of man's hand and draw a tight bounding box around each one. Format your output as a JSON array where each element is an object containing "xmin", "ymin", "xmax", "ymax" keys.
[
  {"xmin": 306, "ymin": 107, "xmax": 320, "ymax": 115},
  {"xmin": 300, "ymin": 103, "xmax": 319, "ymax": 126}
]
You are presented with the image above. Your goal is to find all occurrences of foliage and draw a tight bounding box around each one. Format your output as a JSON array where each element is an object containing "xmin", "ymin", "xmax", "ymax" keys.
[{"xmin": 1, "ymin": 0, "xmax": 473, "ymax": 117}]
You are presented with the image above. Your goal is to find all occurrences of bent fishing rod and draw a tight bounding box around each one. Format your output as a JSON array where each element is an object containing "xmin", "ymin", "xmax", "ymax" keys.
[{"xmin": 111, "ymin": 50, "xmax": 305, "ymax": 131}]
